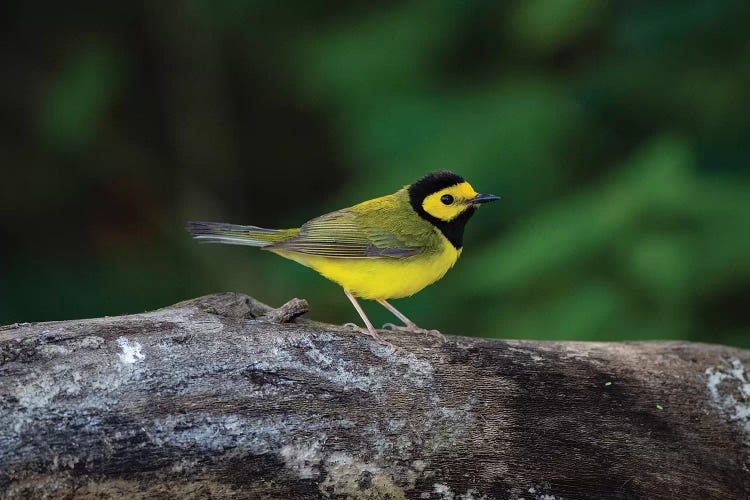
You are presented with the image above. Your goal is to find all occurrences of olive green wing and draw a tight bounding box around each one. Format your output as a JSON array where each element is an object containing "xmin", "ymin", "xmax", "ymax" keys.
[{"xmin": 265, "ymin": 208, "xmax": 420, "ymax": 258}]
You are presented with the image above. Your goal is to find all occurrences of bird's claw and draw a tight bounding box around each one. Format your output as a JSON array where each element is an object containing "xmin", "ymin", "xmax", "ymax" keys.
[
  {"xmin": 382, "ymin": 323, "xmax": 446, "ymax": 342},
  {"xmin": 343, "ymin": 323, "xmax": 401, "ymax": 352}
]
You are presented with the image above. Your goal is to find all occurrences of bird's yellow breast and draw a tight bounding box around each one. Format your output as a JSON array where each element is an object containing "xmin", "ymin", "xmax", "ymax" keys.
[{"xmin": 272, "ymin": 236, "xmax": 461, "ymax": 300}]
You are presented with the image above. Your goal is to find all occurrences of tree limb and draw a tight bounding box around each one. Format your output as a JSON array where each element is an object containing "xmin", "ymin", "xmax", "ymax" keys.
[{"xmin": 1, "ymin": 293, "xmax": 749, "ymax": 499}]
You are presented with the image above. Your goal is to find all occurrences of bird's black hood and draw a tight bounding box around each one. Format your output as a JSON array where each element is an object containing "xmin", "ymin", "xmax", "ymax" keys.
[{"xmin": 407, "ymin": 170, "xmax": 476, "ymax": 249}]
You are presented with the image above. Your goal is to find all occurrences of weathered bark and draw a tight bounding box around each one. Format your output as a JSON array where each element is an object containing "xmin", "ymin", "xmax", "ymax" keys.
[{"xmin": 1, "ymin": 293, "xmax": 749, "ymax": 499}]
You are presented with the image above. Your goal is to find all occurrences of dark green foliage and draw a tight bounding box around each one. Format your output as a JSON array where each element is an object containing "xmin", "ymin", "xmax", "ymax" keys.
[{"xmin": 1, "ymin": 0, "xmax": 748, "ymax": 346}]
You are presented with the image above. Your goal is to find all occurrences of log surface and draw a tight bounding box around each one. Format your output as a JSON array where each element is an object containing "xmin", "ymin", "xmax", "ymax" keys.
[{"xmin": 1, "ymin": 293, "xmax": 749, "ymax": 499}]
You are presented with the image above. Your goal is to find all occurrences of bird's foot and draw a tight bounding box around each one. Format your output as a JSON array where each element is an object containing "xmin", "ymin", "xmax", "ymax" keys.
[
  {"xmin": 383, "ymin": 322, "xmax": 446, "ymax": 342},
  {"xmin": 343, "ymin": 323, "xmax": 400, "ymax": 352}
]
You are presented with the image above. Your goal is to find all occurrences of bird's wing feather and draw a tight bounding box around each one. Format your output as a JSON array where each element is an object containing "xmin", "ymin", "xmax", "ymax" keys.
[{"xmin": 266, "ymin": 208, "xmax": 419, "ymax": 259}]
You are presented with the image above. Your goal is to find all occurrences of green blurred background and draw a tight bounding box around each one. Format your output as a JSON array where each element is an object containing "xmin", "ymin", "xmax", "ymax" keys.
[{"xmin": 2, "ymin": 0, "xmax": 749, "ymax": 347}]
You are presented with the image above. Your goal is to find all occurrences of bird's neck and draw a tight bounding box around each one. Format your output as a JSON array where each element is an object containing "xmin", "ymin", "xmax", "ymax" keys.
[{"xmin": 429, "ymin": 207, "xmax": 476, "ymax": 249}]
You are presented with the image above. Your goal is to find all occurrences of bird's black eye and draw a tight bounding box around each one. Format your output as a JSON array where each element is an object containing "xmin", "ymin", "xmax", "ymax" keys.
[{"xmin": 440, "ymin": 194, "xmax": 454, "ymax": 205}]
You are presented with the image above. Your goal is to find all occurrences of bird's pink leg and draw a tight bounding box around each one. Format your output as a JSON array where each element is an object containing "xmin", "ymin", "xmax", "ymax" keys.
[
  {"xmin": 377, "ymin": 299, "xmax": 446, "ymax": 341},
  {"xmin": 343, "ymin": 290, "xmax": 398, "ymax": 350}
]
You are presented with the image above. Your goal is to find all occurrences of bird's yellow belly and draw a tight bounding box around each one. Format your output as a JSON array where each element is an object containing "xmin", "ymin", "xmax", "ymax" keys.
[{"xmin": 272, "ymin": 246, "xmax": 461, "ymax": 300}]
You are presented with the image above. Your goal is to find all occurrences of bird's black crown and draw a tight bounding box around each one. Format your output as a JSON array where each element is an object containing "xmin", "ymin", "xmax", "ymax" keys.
[{"xmin": 408, "ymin": 171, "xmax": 465, "ymax": 204}]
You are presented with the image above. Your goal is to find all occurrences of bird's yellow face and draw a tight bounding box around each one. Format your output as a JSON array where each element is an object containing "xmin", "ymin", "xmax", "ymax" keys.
[
  {"xmin": 408, "ymin": 170, "xmax": 499, "ymax": 249},
  {"xmin": 421, "ymin": 182, "xmax": 480, "ymax": 222}
]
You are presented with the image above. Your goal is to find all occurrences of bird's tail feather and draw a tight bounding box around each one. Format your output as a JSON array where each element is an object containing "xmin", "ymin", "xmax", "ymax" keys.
[{"xmin": 187, "ymin": 221, "xmax": 297, "ymax": 247}]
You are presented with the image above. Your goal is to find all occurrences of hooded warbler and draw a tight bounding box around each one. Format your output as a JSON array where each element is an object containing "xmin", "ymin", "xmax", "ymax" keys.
[{"xmin": 188, "ymin": 170, "xmax": 498, "ymax": 345}]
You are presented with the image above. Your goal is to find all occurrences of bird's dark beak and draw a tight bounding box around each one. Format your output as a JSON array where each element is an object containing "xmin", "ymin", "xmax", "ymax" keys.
[{"xmin": 468, "ymin": 193, "xmax": 500, "ymax": 204}]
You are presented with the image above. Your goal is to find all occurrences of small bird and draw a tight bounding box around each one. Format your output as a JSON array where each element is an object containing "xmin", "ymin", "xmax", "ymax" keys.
[{"xmin": 188, "ymin": 171, "xmax": 498, "ymax": 345}]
